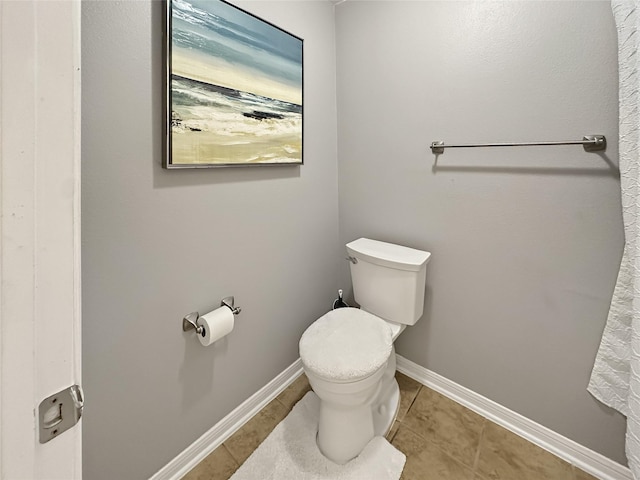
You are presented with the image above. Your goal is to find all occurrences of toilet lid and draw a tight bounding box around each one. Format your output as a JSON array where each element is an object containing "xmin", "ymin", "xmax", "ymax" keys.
[{"xmin": 299, "ymin": 308, "xmax": 393, "ymax": 382}]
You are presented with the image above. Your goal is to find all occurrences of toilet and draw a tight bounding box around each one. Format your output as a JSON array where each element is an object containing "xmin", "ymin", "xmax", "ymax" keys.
[{"xmin": 299, "ymin": 237, "xmax": 431, "ymax": 464}]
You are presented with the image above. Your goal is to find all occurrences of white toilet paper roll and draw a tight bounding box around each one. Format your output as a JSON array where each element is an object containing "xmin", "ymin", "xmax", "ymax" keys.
[{"xmin": 198, "ymin": 306, "xmax": 235, "ymax": 346}]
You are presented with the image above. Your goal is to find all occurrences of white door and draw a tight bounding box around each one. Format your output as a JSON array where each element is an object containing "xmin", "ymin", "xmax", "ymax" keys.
[{"xmin": 0, "ymin": 1, "xmax": 82, "ymax": 478}]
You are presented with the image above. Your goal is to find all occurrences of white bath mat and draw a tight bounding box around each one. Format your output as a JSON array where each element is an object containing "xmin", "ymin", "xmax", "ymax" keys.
[{"xmin": 230, "ymin": 392, "xmax": 406, "ymax": 480}]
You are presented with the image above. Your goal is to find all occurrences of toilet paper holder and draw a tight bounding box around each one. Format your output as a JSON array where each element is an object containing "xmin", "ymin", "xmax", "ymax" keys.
[{"xmin": 182, "ymin": 296, "xmax": 241, "ymax": 335}]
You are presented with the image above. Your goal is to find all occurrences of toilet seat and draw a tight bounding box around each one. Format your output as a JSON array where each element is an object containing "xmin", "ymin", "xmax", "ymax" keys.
[{"xmin": 299, "ymin": 308, "xmax": 393, "ymax": 383}]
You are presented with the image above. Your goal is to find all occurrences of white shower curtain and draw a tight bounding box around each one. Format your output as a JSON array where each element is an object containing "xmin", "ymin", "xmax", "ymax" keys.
[{"xmin": 589, "ymin": 1, "xmax": 640, "ymax": 475}]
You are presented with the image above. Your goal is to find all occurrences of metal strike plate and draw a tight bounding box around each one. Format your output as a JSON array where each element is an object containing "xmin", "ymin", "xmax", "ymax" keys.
[{"xmin": 38, "ymin": 385, "xmax": 83, "ymax": 444}]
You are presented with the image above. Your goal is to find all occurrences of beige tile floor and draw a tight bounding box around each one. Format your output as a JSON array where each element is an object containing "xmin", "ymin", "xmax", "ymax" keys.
[{"xmin": 183, "ymin": 373, "xmax": 599, "ymax": 480}]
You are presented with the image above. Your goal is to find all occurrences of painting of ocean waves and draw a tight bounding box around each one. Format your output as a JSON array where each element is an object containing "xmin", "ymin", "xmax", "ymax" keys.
[
  {"xmin": 172, "ymin": 75, "xmax": 302, "ymax": 164},
  {"xmin": 167, "ymin": 0, "xmax": 303, "ymax": 167}
]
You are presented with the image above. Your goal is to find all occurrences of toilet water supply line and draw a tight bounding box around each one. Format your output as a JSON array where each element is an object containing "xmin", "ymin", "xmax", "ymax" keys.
[{"xmin": 333, "ymin": 289, "xmax": 349, "ymax": 309}]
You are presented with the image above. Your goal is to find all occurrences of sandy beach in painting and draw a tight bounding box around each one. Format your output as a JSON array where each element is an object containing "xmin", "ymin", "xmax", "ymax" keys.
[
  {"xmin": 170, "ymin": 0, "xmax": 302, "ymax": 166},
  {"xmin": 173, "ymin": 128, "xmax": 302, "ymax": 165},
  {"xmin": 171, "ymin": 75, "xmax": 302, "ymax": 165}
]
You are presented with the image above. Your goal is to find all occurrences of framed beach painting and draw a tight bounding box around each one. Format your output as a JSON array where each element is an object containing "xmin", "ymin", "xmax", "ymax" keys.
[{"xmin": 165, "ymin": 0, "xmax": 303, "ymax": 168}]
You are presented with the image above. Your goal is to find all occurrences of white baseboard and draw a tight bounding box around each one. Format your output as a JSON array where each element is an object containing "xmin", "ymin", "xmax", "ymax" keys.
[
  {"xmin": 395, "ymin": 354, "xmax": 631, "ymax": 480},
  {"xmin": 149, "ymin": 358, "xmax": 304, "ymax": 480}
]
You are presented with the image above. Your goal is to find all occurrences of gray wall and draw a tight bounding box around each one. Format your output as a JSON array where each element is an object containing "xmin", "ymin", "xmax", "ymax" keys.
[
  {"xmin": 83, "ymin": 1, "xmax": 629, "ymax": 476},
  {"xmin": 81, "ymin": 1, "xmax": 339, "ymax": 478},
  {"xmin": 336, "ymin": 0, "xmax": 627, "ymax": 464}
]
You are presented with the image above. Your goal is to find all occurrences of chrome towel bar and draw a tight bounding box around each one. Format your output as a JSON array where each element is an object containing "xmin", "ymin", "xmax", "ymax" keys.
[{"xmin": 430, "ymin": 135, "xmax": 606, "ymax": 155}]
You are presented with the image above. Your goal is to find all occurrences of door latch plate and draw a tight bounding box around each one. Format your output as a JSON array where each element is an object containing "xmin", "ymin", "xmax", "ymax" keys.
[{"xmin": 38, "ymin": 385, "xmax": 83, "ymax": 444}]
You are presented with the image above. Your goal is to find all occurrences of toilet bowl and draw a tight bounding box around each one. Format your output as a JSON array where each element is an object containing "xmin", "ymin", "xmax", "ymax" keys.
[
  {"xmin": 299, "ymin": 238, "xmax": 431, "ymax": 464},
  {"xmin": 299, "ymin": 308, "xmax": 396, "ymax": 464}
]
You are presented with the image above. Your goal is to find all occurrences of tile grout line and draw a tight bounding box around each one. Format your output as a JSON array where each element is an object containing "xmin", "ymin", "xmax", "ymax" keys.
[
  {"xmin": 398, "ymin": 420, "xmax": 480, "ymax": 476},
  {"xmin": 221, "ymin": 439, "xmax": 245, "ymax": 469},
  {"xmin": 387, "ymin": 427, "xmax": 399, "ymax": 444},
  {"xmin": 472, "ymin": 419, "xmax": 487, "ymax": 474},
  {"xmin": 399, "ymin": 383, "xmax": 490, "ymax": 475},
  {"xmin": 221, "ymin": 444, "xmax": 241, "ymax": 479},
  {"xmin": 223, "ymin": 397, "xmax": 294, "ymax": 474},
  {"xmin": 390, "ymin": 382, "xmax": 421, "ymax": 446},
  {"xmin": 404, "ymin": 383, "xmax": 422, "ymax": 418},
  {"xmin": 275, "ymin": 397, "xmax": 291, "ymax": 413}
]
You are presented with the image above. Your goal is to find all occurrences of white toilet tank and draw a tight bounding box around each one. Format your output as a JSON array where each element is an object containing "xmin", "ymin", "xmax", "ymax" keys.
[{"xmin": 346, "ymin": 238, "xmax": 431, "ymax": 326}]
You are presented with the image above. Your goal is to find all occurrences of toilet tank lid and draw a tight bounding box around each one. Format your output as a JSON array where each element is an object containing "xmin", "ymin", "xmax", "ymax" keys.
[{"xmin": 346, "ymin": 238, "xmax": 431, "ymax": 272}]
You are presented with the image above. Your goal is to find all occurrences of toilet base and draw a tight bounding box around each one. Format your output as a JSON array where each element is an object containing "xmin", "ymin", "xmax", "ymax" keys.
[
  {"xmin": 316, "ymin": 395, "xmax": 377, "ymax": 464},
  {"xmin": 373, "ymin": 348, "xmax": 400, "ymax": 437},
  {"xmin": 307, "ymin": 372, "xmax": 400, "ymax": 464},
  {"xmin": 374, "ymin": 378, "xmax": 400, "ymax": 437}
]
